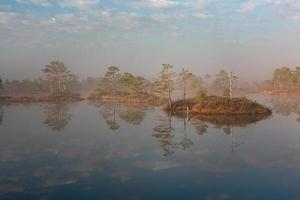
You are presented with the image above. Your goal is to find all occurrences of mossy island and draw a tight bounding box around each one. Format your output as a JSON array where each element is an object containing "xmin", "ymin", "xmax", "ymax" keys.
[{"xmin": 166, "ymin": 95, "xmax": 272, "ymax": 115}]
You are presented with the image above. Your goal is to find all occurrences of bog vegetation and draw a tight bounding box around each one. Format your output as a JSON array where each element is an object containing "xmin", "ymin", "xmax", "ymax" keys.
[{"xmin": 0, "ymin": 60, "xmax": 280, "ymax": 115}]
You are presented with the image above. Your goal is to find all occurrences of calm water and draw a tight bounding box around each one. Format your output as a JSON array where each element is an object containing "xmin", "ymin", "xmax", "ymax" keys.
[{"xmin": 0, "ymin": 95, "xmax": 300, "ymax": 200}]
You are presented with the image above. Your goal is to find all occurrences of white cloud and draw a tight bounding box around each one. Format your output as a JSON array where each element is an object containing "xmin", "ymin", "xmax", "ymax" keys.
[
  {"xmin": 15, "ymin": 0, "xmax": 52, "ymax": 7},
  {"xmin": 240, "ymin": 2, "xmax": 257, "ymax": 13},
  {"xmin": 224, "ymin": 39, "xmax": 246, "ymax": 46},
  {"xmin": 265, "ymin": 0, "xmax": 294, "ymax": 5},
  {"xmin": 189, "ymin": 0, "xmax": 209, "ymax": 10},
  {"xmin": 192, "ymin": 13, "xmax": 212, "ymax": 18},
  {"xmin": 59, "ymin": 0, "xmax": 100, "ymax": 10},
  {"xmin": 266, "ymin": 0, "xmax": 300, "ymax": 10},
  {"xmin": 287, "ymin": 15, "xmax": 300, "ymax": 21},
  {"xmin": 131, "ymin": 0, "xmax": 184, "ymax": 9},
  {"xmin": 0, "ymin": 12, "xmax": 17, "ymax": 26}
]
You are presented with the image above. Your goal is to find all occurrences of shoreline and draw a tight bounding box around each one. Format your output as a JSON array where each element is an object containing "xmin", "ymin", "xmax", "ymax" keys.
[{"xmin": 0, "ymin": 95, "xmax": 85, "ymax": 103}]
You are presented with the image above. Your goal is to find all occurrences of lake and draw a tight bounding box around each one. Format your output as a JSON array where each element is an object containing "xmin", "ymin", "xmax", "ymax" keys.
[{"xmin": 0, "ymin": 95, "xmax": 300, "ymax": 200}]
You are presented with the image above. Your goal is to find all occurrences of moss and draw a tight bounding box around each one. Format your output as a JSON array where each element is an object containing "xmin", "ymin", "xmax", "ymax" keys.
[{"xmin": 167, "ymin": 96, "xmax": 272, "ymax": 115}]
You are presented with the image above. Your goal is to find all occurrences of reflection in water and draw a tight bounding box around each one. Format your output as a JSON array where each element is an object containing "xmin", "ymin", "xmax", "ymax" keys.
[
  {"xmin": 43, "ymin": 103, "xmax": 72, "ymax": 131},
  {"xmin": 179, "ymin": 117, "xmax": 193, "ymax": 150},
  {"xmin": 153, "ymin": 113, "xmax": 176, "ymax": 156},
  {"xmin": 192, "ymin": 114, "xmax": 270, "ymax": 128},
  {"xmin": 191, "ymin": 119, "xmax": 207, "ymax": 136},
  {"xmin": 101, "ymin": 103, "xmax": 120, "ymax": 130},
  {"xmin": 118, "ymin": 105, "xmax": 146, "ymax": 125},
  {"xmin": 223, "ymin": 126, "xmax": 240, "ymax": 153},
  {"xmin": 2, "ymin": 99, "xmax": 300, "ymax": 199},
  {"xmin": 270, "ymin": 96, "xmax": 300, "ymax": 120},
  {"xmin": 95, "ymin": 102, "xmax": 149, "ymax": 130},
  {"xmin": 158, "ymin": 110, "xmax": 270, "ymax": 155},
  {"xmin": 0, "ymin": 106, "xmax": 3, "ymax": 126}
]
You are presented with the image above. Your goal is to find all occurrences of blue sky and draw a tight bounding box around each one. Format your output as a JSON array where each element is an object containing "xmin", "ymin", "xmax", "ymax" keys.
[{"xmin": 1, "ymin": 0, "xmax": 300, "ymax": 80}]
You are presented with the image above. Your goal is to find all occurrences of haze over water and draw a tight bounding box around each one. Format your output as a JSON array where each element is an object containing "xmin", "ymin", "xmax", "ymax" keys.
[{"xmin": 0, "ymin": 95, "xmax": 300, "ymax": 199}]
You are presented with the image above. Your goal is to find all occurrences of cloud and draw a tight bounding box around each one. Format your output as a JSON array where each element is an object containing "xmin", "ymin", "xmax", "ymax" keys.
[
  {"xmin": 266, "ymin": 0, "xmax": 300, "ymax": 10},
  {"xmin": 15, "ymin": 0, "xmax": 52, "ymax": 7},
  {"xmin": 240, "ymin": 2, "xmax": 257, "ymax": 13},
  {"xmin": 58, "ymin": 0, "xmax": 100, "ymax": 10},
  {"xmin": 265, "ymin": 0, "xmax": 294, "ymax": 5},
  {"xmin": 131, "ymin": 0, "xmax": 184, "ymax": 9},
  {"xmin": 223, "ymin": 39, "xmax": 247, "ymax": 46},
  {"xmin": 192, "ymin": 13, "xmax": 212, "ymax": 18},
  {"xmin": 287, "ymin": 15, "xmax": 300, "ymax": 21},
  {"xmin": 189, "ymin": 0, "xmax": 209, "ymax": 10},
  {"xmin": 0, "ymin": 12, "xmax": 17, "ymax": 26},
  {"xmin": 265, "ymin": 0, "xmax": 300, "ymax": 20}
]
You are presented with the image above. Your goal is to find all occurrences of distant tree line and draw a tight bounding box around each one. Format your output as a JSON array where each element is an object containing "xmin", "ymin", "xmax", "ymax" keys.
[
  {"xmin": 0, "ymin": 61, "xmax": 97, "ymax": 96},
  {"xmin": 272, "ymin": 67, "xmax": 300, "ymax": 92},
  {"xmin": 1, "ymin": 60, "xmax": 242, "ymax": 100},
  {"xmin": 249, "ymin": 67, "xmax": 300, "ymax": 93},
  {"xmin": 94, "ymin": 66, "xmax": 150, "ymax": 97}
]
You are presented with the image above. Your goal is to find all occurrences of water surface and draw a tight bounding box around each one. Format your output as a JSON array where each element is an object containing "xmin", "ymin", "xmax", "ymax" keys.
[{"xmin": 1, "ymin": 95, "xmax": 300, "ymax": 200}]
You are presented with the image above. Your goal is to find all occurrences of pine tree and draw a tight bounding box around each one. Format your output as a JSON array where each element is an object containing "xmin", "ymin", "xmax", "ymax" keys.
[
  {"xmin": 42, "ymin": 61, "xmax": 73, "ymax": 96},
  {"xmin": 154, "ymin": 64, "xmax": 175, "ymax": 108}
]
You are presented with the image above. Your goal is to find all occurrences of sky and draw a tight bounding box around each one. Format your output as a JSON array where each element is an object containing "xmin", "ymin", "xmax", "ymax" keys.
[{"xmin": 0, "ymin": 0, "xmax": 300, "ymax": 81}]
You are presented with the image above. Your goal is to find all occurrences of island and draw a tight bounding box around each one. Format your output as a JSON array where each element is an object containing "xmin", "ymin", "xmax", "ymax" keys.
[{"xmin": 167, "ymin": 96, "xmax": 272, "ymax": 115}]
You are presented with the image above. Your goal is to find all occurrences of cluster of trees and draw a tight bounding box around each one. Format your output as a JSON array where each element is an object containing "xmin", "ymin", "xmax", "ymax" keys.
[
  {"xmin": 42, "ymin": 61, "xmax": 80, "ymax": 96},
  {"xmin": 0, "ymin": 79, "xmax": 50, "ymax": 95},
  {"xmin": 211, "ymin": 70, "xmax": 238, "ymax": 97},
  {"xmin": 272, "ymin": 67, "xmax": 300, "ymax": 92},
  {"xmin": 93, "ymin": 64, "xmax": 205, "ymax": 108},
  {"xmin": 0, "ymin": 61, "xmax": 96, "ymax": 96},
  {"xmin": 247, "ymin": 67, "xmax": 300, "ymax": 93},
  {"xmin": 94, "ymin": 66, "xmax": 149, "ymax": 97},
  {"xmin": 153, "ymin": 64, "xmax": 204, "ymax": 107}
]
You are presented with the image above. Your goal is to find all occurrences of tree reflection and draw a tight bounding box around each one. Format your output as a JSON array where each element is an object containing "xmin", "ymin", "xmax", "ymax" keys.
[
  {"xmin": 0, "ymin": 106, "xmax": 4, "ymax": 126},
  {"xmin": 93, "ymin": 102, "xmax": 151, "ymax": 130},
  {"xmin": 192, "ymin": 114, "xmax": 270, "ymax": 128},
  {"xmin": 223, "ymin": 125, "xmax": 240, "ymax": 152},
  {"xmin": 118, "ymin": 105, "xmax": 146, "ymax": 125},
  {"xmin": 43, "ymin": 103, "xmax": 72, "ymax": 131},
  {"xmin": 270, "ymin": 96, "xmax": 300, "ymax": 120},
  {"xmin": 101, "ymin": 103, "xmax": 120, "ymax": 130},
  {"xmin": 170, "ymin": 111, "xmax": 269, "ymax": 153},
  {"xmin": 153, "ymin": 112, "xmax": 176, "ymax": 156},
  {"xmin": 179, "ymin": 117, "xmax": 193, "ymax": 150},
  {"xmin": 191, "ymin": 119, "xmax": 208, "ymax": 136}
]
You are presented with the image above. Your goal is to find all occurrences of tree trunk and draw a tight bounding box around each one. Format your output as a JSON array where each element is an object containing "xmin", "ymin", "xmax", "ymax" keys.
[
  {"xmin": 229, "ymin": 72, "xmax": 232, "ymax": 99},
  {"xmin": 183, "ymin": 79, "xmax": 186, "ymax": 103},
  {"xmin": 168, "ymin": 84, "xmax": 173, "ymax": 109}
]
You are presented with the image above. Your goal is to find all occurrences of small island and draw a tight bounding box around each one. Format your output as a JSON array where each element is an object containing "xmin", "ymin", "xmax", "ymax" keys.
[{"xmin": 168, "ymin": 96, "xmax": 272, "ymax": 115}]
